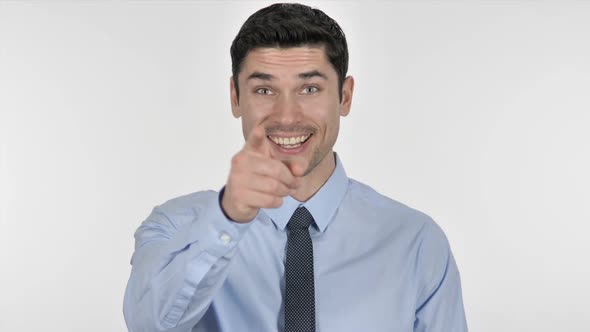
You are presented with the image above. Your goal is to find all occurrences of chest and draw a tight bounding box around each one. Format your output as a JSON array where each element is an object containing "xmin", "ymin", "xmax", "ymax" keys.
[{"xmin": 205, "ymin": 223, "xmax": 418, "ymax": 332}]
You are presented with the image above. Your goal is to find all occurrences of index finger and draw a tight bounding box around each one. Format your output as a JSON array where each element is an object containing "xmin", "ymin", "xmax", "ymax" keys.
[{"xmin": 244, "ymin": 126, "xmax": 272, "ymax": 156}]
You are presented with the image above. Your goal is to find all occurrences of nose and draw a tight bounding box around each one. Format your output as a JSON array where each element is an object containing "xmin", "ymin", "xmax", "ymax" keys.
[{"xmin": 272, "ymin": 93, "xmax": 302, "ymax": 125}]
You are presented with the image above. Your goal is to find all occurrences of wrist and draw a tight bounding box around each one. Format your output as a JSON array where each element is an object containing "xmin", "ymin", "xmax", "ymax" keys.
[{"xmin": 219, "ymin": 186, "xmax": 256, "ymax": 223}]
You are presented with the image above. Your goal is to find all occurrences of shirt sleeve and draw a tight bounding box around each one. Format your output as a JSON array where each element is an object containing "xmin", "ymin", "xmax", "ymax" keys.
[
  {"xmin": 123, "ymin": 190, "xmax": 251, "ymax": 332},
  {"xmin": 414, "ymin": 219, "xmax": 468, "ymax": 332}
]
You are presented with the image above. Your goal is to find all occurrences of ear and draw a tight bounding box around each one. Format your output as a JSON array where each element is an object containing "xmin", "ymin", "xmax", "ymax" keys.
[
  {"xmin": 230, "ymin": 76, "xmax": 241, "ymax": 118},
  {"xmin": 339, "ymin": 75, "xmax": 354, "ymax": 117}
]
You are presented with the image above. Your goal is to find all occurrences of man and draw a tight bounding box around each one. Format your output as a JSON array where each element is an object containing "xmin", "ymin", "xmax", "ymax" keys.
[{"xmin": 123, "ymin": 3, "xmax": 467, "ymax": 332}]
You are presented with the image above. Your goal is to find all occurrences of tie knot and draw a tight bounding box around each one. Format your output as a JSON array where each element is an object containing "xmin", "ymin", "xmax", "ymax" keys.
[{"xmin": 287, "ymin": 206, "xmax": 314, "ymax": 230}]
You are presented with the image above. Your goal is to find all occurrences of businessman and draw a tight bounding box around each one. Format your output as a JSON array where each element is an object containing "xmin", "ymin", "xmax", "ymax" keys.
[{"xmin": 124, "ymin": 3, "xmax": 468, "ymax": 331}]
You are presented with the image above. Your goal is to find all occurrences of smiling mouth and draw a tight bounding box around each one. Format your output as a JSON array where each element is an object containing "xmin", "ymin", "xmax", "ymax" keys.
[{"xmin": 267, "ymin": 134, "xmax": 312, "ymax": 149}]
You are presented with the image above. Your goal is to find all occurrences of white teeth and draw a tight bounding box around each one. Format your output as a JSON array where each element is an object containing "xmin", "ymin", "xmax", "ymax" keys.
[
  {"xmin": 269, "ymin": 134, "xmax": 311, "ymax": 147},
  {"xmin": 282, "ymin": 143, "xmax": 301, "ymax": 149}
]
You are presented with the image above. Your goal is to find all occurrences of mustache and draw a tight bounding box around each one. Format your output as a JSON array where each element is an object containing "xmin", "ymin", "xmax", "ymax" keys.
[{"xmin": 265, "ymin": 125, "xmax": 317, "ymax": 135}]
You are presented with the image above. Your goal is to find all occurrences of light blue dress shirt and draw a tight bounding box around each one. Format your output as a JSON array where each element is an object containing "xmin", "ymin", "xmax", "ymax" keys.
[{"xmin": 124, "ymin": 153, "xmax": 468, "ymax": 331}]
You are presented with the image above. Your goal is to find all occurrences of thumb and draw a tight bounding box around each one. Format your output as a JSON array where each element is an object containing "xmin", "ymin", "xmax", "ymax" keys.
[{"xmin": 285, "ymin": 156, "xmax": 308, "ymax": 177}]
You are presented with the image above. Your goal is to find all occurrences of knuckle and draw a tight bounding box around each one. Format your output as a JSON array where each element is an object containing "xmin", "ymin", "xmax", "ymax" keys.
[
  {"xmin": 230, "ymin": 155, "xmax": 239, "ymax": 168},
  {"xmin": 231, "ymin": 152, "xmax": 246, "ymax": 167},
  {"xmin": 269, "ymin": 180, "xmax": 281, "ymax": 193}
]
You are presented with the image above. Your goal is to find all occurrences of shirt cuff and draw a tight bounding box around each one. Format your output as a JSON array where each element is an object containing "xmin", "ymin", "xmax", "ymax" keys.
[{"xmin": 187, "ymin": 188, "xmax": 252, "ymax": 258}]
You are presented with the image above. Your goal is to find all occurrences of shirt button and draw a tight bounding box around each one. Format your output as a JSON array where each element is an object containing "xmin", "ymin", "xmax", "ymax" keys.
[{"xmin": 219, "ymin": 232, "xmax": 231, "ymax": 244}]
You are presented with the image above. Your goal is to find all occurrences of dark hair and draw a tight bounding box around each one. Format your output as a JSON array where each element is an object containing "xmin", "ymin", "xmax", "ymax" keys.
[{"xmin": 230, "ymin": 3, "xmax": 349, "ymax": 101}]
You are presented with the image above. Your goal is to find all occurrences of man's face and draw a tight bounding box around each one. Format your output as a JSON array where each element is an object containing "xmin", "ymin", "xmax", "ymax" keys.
[{"xmin": 230, "ymin": 46, "xmax": 353, "ymax": 177}]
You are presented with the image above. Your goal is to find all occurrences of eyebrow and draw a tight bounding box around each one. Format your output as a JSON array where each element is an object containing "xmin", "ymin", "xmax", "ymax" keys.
[
  {"xmin": 246, "ymin": 70, "xmax": 328, "ymax": 81},
  {"xmin": 298, "ymin": 70, "xmax": 327, "ymax": 80},
  {"xmin": 247, "ymin": 72, "xmax": 275, "ymax": 81}
]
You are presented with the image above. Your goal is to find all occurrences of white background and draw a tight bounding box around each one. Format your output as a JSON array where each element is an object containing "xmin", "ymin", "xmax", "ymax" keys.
[{"xmin": 1, "ymin": 1, "xmax": 589, "ymax": 331}]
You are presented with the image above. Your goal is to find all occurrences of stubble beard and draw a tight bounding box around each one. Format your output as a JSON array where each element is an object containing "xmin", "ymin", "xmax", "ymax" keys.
[{"xmin": 302, "ymin": 146, "xmax": 327, "ymax": 177}]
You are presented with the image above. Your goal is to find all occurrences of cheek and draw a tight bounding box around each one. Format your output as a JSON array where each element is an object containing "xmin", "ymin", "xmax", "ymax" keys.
[
  {"xmin": 245, "ymin": 97, "xmax": 275, "ymax": 116},
  {"xmin": 307, "ymin": 99, "xmax": 341, "ymax": 128},
  {"xmin": 247, "ymin": 95, "xmax": 272, "ymax": 108},
  {"xmin": 242, "ymin": 99, "xmax": 272, "ymax": 122}
]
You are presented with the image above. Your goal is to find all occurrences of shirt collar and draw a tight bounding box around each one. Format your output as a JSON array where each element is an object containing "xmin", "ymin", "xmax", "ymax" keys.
[{"xmin": 262, "ymin": 152, "xmax": 349, "ymax": 233}]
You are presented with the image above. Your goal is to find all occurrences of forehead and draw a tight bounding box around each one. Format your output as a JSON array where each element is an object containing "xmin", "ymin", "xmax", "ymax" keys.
[{"xmin": 241, "ymin": 46, "xmax": 334, "ymax": 78}]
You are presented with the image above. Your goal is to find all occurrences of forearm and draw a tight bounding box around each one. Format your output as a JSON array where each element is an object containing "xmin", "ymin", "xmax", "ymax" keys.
[{"xmin": 123, "ymin": 191, "xmax": 249, "ymax": 331}]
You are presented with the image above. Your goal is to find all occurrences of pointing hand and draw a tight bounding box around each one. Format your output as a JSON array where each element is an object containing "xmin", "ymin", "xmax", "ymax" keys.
[{"xmin": 221, "ymin": 126, "xmax": 308, "ymax": 223}]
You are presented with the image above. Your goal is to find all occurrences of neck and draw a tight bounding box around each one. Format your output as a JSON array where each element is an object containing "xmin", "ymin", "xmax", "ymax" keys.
[{"xmin": 292, "ymin": 151, "xmax": 336, "ymax": 202}]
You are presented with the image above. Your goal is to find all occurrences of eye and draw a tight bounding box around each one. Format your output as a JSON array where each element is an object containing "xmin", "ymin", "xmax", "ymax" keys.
[
  {"xmin": 302, "ymin": 86, "xmax": 320, "ymax": 94},
  {"xmin": 255, "ymin": 87, "xmax": 273, "ymax": 95}
]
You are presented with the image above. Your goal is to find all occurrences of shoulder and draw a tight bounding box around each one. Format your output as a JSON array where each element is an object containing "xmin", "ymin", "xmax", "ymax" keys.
[
  {"xmin": 345, "ymin": 178, "xmax": 453, "ymax": 288},
  {"xmin": 344, "ymin": 178, "xmax": 439, "ymax": 234},
  {"xmin": 343, "ymin": 178, "xmax": 451, "ymax": 258}
]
